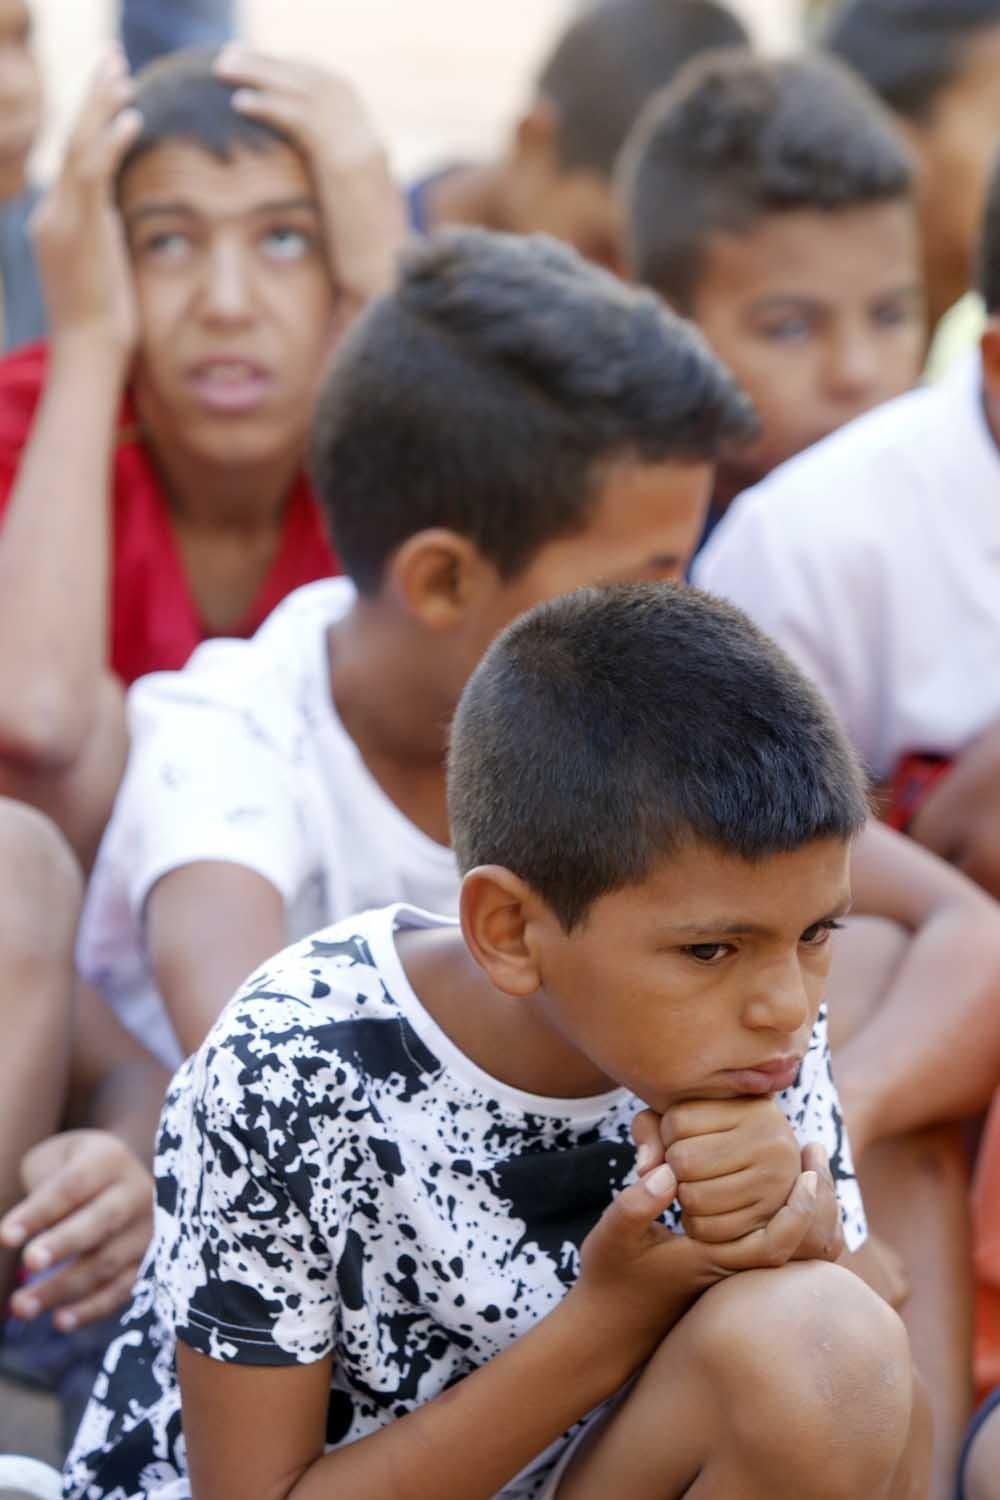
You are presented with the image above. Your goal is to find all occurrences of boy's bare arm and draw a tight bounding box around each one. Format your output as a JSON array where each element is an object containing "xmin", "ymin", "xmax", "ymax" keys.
[
  {"xmin": 834, "ymin": 818, "xmax": 1000, "ymax": 1156},
  {"xmin": 0, "ymin": 52, "xmax": 139, "ymax": 770},
  {"xmin": 147, "ymin": 861, "xmax": 288, "ymax": 1058},
  {"xmin": 178, "ymin": 1162, "xmax": 825, "ymax": 1500},
  {"xmin": 214, "ymin": 48, "xmax": 406, "ymax": 319}
]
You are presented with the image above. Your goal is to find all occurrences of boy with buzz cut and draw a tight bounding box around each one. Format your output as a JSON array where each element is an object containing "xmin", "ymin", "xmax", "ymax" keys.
[
  {"xmin": 619, "ymin": 49, "xmax": 926, "ymax": 523},
  {"xmin": 65, "ymin": 583, "xmax": 927, "ymax": 1500}
]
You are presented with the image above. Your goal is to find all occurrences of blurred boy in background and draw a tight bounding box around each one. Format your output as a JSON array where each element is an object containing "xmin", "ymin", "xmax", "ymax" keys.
[
  {"xmin": 410, "ymin": 0, "xmax": 749, "ymax": 272},
  {"xmin": 621, "ymin": 49, "xmax": 924, "ymax": 528}
]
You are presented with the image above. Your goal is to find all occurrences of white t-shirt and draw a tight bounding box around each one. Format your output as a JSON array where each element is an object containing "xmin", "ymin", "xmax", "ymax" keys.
[
  {"xmin": 77, "ymin": 580, "xmax": 460, "ymax": 1067},
  {"xmin": 693, "ymin": 355, "xmax": 1000, "ymax": 781},
  {"xmin": 65, "ymin": 903, "xmax": 866, "ymax": 1500}
]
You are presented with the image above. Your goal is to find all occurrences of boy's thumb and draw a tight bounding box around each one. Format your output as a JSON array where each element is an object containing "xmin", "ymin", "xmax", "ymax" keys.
[{"xmin": 605, "ymin": 1162, "xmax": 678, "ymax": 1238}]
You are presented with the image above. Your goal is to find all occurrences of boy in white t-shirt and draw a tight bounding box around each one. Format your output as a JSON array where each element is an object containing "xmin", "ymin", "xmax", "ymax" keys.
[
  {"xmin": 79, "ymin": 226, "xmax": 757, "ymax": 1070},
  {"xmin": 65, "ymin": 584, "xmax": 926, "ymax": 1500}
]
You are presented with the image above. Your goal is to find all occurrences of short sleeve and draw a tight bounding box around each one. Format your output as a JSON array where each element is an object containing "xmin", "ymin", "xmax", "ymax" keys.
[
  {"xmin": 782, "ymin": 1005, "xmax": 867, "ymax": 1252},
  {"xmin": 153, "ymin": 1023, "xmax": 341, "ymax": 1366},
  {"xmin": 115, "ymin": 657, "xmax": 317, "ymax": 918}
]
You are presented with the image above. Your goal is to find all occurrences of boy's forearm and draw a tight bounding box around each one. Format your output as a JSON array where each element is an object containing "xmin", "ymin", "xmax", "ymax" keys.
[
  {"xmin": 0, "ymin": 338, "xmax": 124, "ymax": 767},
  {"xmin": 835, "ymin": 902, "xmax": 1000, "ymax": 1154},
  {"xmin": 284, "ymin": 1293, "xmax": 642, "ymax": 1500}
]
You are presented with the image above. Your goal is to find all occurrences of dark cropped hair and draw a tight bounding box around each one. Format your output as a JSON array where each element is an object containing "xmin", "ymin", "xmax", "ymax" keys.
[
  {"xmin": 449, "ymin": 583, "xmax": 869, "ymax": 929},
  {"xmin": 978, "ymin": 145, "xmax": 1000, "ymax": 311},
  {"xmin": 537, "ymin": 0, "xmax": 749, "ymax": 176},
  {"xmin": 117, "ymin": 48, "xmax": 294, "ymax": 185},
  {"xmin": 311, "ymin": 227, "xmax": 756, "ymax": 595},
  {"xmin": 621, "ymin": 50, "xmax": 914, "ymax": 313},
  {"xmin": 825, "ymin": 0, "xmax": 1000, "ymax": 122}
]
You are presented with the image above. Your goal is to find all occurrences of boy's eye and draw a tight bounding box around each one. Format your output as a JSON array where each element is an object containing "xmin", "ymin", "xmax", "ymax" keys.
[
  {"xmin": 262, "ymin": 226, "xmax": 313, "ymax": 262},
  {"xmin": 138, "ymin": 230, "xmax": 192, "ymax": 265},
  {"xmin": 682, "ymin": 942, "xmax": 732, "ymax": 964},
  {"xmin": 800, "ymin": 919, "xmax": 845, "ymax": 947},
  {"xmin": 872, "ymin": 299, "xmax": 917, "ymax": 330},
  {"xmin": 757, "ymin": 315, "xmax": 812, "ymax": 344}
]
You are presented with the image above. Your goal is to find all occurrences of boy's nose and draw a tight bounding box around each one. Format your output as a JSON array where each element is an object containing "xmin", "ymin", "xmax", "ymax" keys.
[
  {"xmin": 824, "ymin": 327, "xmax": 880, "ymax": 402},
  {"xmin": 201, "ymin": 242, "xmax": 254, "ymax": 323},
  {"xmin": 744, "ymin": 958, "xmax": 811, "ymax": 1037}
]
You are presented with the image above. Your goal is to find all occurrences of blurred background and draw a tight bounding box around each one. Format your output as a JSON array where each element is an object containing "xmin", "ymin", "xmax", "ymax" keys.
[{"xmin": 30, "ymin": 0, "xmax": 799, "ymax": 178}]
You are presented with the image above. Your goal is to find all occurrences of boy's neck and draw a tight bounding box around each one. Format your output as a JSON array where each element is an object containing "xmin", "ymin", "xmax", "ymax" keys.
[
  {"xmin": 144, "ymin": 431, "xmax": 303, "ymax": 534},
  {"xmin": 396, "ymin": 925, "xmax": 617, "ymax": 1100},
  {"xmin": 326, "ymin": 603, "xmax": 456, "ymax": 847}
]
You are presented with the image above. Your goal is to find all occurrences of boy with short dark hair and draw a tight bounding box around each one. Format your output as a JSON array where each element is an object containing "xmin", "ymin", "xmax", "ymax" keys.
[
  {"xmin": 620, "ymin": 48, "xmax": 925, "ymax": 517},
  {"xmin": 825, "ymin": 0, "xmax": 1000, "ymax": 337},
  {"xmin": 65, "ymin": 582, "xmax": 925, "ymax": 1500},
  {"xmin": 79, "ymin": 224, "xmax": 755, "ymax": 1071},
  {"xmin": 409, "ymin": 0, "xmax": 748, "ymax": 273},
  {"xmin": 0, "ymin": 44, "xmax": 402, "ymax": 866}
]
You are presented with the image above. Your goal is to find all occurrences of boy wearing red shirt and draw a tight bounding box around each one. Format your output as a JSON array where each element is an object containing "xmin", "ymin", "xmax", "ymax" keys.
[{"xmin": 0, "ymin": 44, "xmax": 402, "ymax": 865}]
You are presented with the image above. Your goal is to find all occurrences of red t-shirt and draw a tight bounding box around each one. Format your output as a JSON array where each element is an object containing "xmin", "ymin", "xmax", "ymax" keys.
[{"xmin": 0, "ymin": 342, "xmax": 339, "ymax": 684}]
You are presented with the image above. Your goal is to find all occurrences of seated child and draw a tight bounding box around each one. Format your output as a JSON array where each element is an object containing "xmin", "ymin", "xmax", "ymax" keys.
[
  {"xmin": 620, "ymin": 49, "xmax": 925, "ymax": 523},
  {"xmin": 78, "ymin": 224, "xmax": 755, "ymax": 1070},
  {"xmin": 409, "ymin": 0, "xmax": 748, "ymax": 273},
  {"xmin": 64, "ymin": 582, "xmax": 925, "ymax": 1500},
  {"xmin": 0, "ymin": 44, "xmax": 403, "ymax": 865},
  {"xmin": 825, "ymin": 0, "xmax": 1000, "ymax": 339}
]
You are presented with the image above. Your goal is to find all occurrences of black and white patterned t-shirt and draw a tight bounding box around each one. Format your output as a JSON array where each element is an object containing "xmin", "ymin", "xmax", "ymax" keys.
[{"xmin": 64, "ymin": 904, "xmax": 866, "ymax": 1500}]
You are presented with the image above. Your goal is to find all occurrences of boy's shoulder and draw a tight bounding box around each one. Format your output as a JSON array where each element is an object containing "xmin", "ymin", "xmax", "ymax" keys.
[
  {"xmin": 197, "ymin": 905, "xmax": 452, "ymax": 1095},
  {"xmin": 128, "ymin": 577, "xmax": 356, "ymax": 753}
]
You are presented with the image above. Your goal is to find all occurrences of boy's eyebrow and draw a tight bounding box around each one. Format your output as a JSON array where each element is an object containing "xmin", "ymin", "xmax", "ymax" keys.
[
  {"xmin": 123, "ymin": 196, "xmax": 321, "ymax": 225},
  {"xmin": 658, "ymin": 894, "xmax": 853, "ymax": 940}
]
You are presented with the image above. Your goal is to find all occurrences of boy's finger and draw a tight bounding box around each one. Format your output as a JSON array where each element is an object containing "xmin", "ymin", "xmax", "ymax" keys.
[
  {"xmin": 54, "ymin": 1262, "xmax": 142, "ymax": 1332},
  {"xmin": 676, "ymin": 1166, "xmax": 758, "ymax": 1217},
  {"xmin": 659, "ymin": 1099, "xmax": 744, "ymax": 1148},
  {"xmin": 666, "ymin": 1129, "xmax": 757, "ymax": 1184},
  {"xmin": 20, "ymin": 1183, "xmax": 139, "ymax": 1273},
  {"xmin": 75, "ymin": 107, "xmax": 142, "ymax": 189},
  {"xmin": 601, "ymin": 1163, "xmax": 678, "ymax": 1239},
  {"xmin": 630, "ymin": 1109, "xmax": 664, "ymax": 1176},
  {"xmin": 64, "ymin": 53, "xmax": 133, "ymax": 164},
  {"xmin": 215, "ymin": 46, "xmax": 313, "ymax": 97},
  {"xmin": 10, "ymin": 1222, "xmax": 149, "ymax": 1321},
  {"xmin": 683, "ymin": 1202, "xmax": 772, "ymax": 1245},
  {"xmin": 1, "ymin": 1168, "xmax": 95, "ymax": 1248},
  {"xmin": 714, "ymin": 1170, "xmax": 818, "ymax": 1273}
]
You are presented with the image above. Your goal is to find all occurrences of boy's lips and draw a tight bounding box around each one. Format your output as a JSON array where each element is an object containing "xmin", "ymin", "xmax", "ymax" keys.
[
  {"xmin": 718, "ymin": 1055, "xmax": 803, "ymax": 1095},
  {"xmin": 185, "ymin": 359, "xmax": 273, "ymax": 414}
]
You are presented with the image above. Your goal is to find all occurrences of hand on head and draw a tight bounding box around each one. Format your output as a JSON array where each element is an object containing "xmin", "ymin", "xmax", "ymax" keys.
[
  {"xmin": 213, "ymin": 45, "xmax": 406, "ymax": 318},
  {"xmin": 30, "ymin": 46, "xmax": 141, "ymax": 362},
  {"xmin": 0, "ymin": 1128, "xmax": 153, "ymax": 1331}
]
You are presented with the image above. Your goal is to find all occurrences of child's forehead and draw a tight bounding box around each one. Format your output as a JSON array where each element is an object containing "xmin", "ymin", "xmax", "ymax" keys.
[
  {"xmin": 118, "ymin": 139, "xmax": 316, "ymax": 218},
  {"xmin": 604, "ymin": 837, "xmax": 853, "ymax": 933},
  {"xmin": 695, "ymin": 199, "xmax": 920, "ymax": 306}
]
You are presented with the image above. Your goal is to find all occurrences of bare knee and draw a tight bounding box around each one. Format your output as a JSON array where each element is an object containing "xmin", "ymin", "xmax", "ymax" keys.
[
  {"xmin": 0, "ymin": 798, "xmax": 82, "ymax": 958},
  {"xmin": 687, "ymin": 1262, "xmax": 914, "ymax": 1494}
]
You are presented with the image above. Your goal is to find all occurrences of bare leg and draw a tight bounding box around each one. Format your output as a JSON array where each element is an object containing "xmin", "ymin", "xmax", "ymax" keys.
[
  {"xmin": 0, "ymin": 674, "xmax": 127, "ymax": 873},
  {"xmin": 556, "ymin": 1261, "xmax": 922, "ymax": 1499},
  {"xmin": 828, "ymin": 916, "xmax": 974, "ymax": 1500},
  {"xmin": 0, "ymin": 802, "xmax": 80, "ymax": 1305},
  {"xmin": 964, "ymin": 1399, "xmax": 1000, "ymax": 1499}
]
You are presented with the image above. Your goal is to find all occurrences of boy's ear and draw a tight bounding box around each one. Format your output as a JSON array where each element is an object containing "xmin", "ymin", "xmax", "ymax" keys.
[
  {"xmin": 460, "ymin": 866, "xmax": 543, "ymax": 998},
  {"xmin": 386, "ymin": 529, "xmax": 493, "ymax": 630},
  {"xmin": 512, "ymin": 97, "xmax": 561, "ymax": 166}
]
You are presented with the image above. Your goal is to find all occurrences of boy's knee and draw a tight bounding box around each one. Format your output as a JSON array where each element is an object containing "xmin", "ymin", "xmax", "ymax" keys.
[
  {"xmin": 0, "ymin": 798, "xmax": 82, "ymax": 948},
  {"xmin": 689, "ymin": 1262, "xmax": 913, "ymax": 1491}
]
